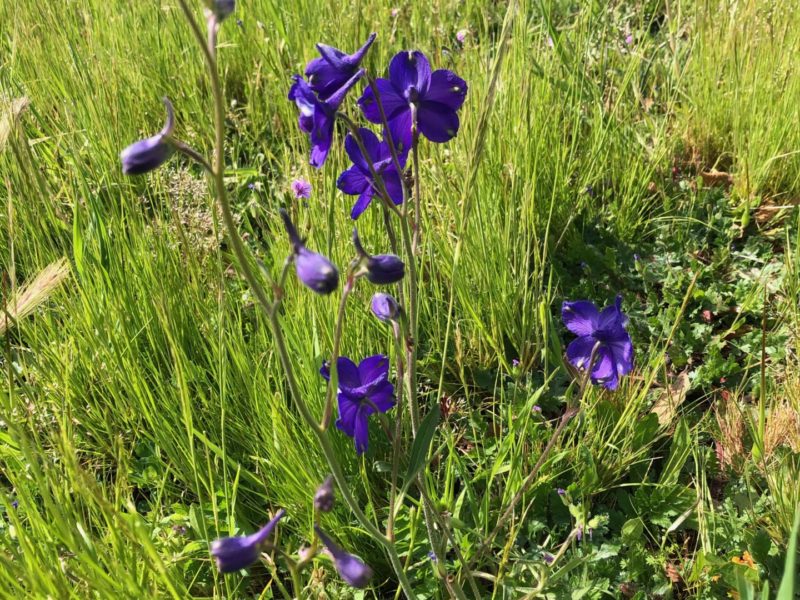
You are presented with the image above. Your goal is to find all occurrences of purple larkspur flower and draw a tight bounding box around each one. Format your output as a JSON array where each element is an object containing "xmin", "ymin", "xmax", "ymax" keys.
[
  {"xmin": 562, "ymin": 296, "xmax": 634, "ymax": 390},
  {"xmin": 358, "ymin": 51, "xmax": 467, "ymax": 152},
  {"xmin": 353, "ymin": 229, "xmax": 405, "ymax": 284},
  {"xmin": 338, "ymin": 128, "xmax": 406, "ymax": 219},
  {"xmin": 288, "ymin": 69, "xmax": 364, "ymax": 168},
  {"xmin": 120, "ymin": 97, "xmax": 175, "ymax": 175},
  {"xmin": 314, "ymin": 526, "xmax": 373, "ymax": 588},
  {"xmin": 314, "ymin": 476, "xmax": 335, "ymax": 513},
  {"xmin": 291, "ymin": 178, "xmax": 312, "ymax": 199},
  {"xmin": 371, "ymin": 292, "xmax": 400, "ymax": 322},
  {"xmin": 210, "ymin": 509, "xmax": 285, "ymax": 573},
  {"xmin": 320, "ymin": 355, "xmax": 395, "ymax": 454},
  {"xmin": 305, "ymin": 34, "xmax": 376, "ymax": 101},
  {"xmin": 280, "ymin": 209, "xmax": 339, "ymax": 294}
]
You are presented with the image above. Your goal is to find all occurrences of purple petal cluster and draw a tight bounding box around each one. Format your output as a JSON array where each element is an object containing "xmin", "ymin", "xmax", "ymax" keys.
[
  {"xmin": 320, "ymin": 355, "xmax": 395, "ymax": 454},
  {"xmin": 337, "ymin": 128, "xmax": 406, "ymax": 219},
  {"xmin": 353, "ymin": 229, "xmax": 405, "ymax": 284},
  {"xmin": 371, "ymin": 292, "xmax": 400, "ymax": 322},
  {"xmin": 359, "ymin": 51, "xmax": 467, "ymax": 152},
  {"xmin": 120, "ymin": 97, "xmax": 175, "ymax": 175},
  {"xmin": 288, "ymin": 70, "xmax": 364, "ymax": 168},
  {"xmin": 291, "ymin": 178, "xmax": 312, "ymax": 199},
  {"xmin": 314, "ymin": 526, "xmax": 373, "ymax": 588},
  {"xmin": 561, "ymin": 296, "xmax": 633, "ymax": 390},
  {"xmin": 306, "ymin": 34, "xmax": 376, "ymax": 100},
  {"xmin": 210, "ymin": 509, "xmax": 285, "ymax": 573}
]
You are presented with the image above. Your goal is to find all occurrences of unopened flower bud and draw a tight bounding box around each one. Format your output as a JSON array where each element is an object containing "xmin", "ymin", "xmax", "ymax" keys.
[
  {"xmin": 120, "ymin": 97, "xmax": 175, "ymax": 175},
  {"xmin": 352, "ymin": 229, "xmax": 405, "ymax": 284},
  {"xmin": 371, "ymin": 293, "xmax": 400, "ymax": 322},
  {"xmin": 281, "ymin": 209, "xmax": 339, "ymax": 294},
  {"xmin": 314, "ymin": 526, "xmax": 373, "ymax": 588},
  {"xmin": 314, "ymin": 476, "xmax": 335, "ymax": 513},
  {"xmin": 210, "ymin": 509, "xmax": 285, "ymax": 573}
]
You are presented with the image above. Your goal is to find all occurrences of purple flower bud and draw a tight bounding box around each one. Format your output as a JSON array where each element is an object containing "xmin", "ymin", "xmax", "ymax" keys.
[
  {"xmin": 371, "ymin": 293, "xmax": 400, "ymax": 322},
  {"xmin": 280, "ymin": 209, "xmax": 339, "ymax": 295},
  {"xmin": 120, "ymin": 98, "xmax": 175, "ymax": 175},
  {"xmin": 210, "ymin": 0, "xmax": 235, "ymax": 20},
  {"xmin": 512, "ymin": 358, "xmax": 520, "ymax": 367},
  {"xmin": 210, "ymin": 509, "xmax": 285, "ymax": 573},
  {"xmin": 576, "ymin": 525, "xmax": 583, "ymax": 542},
  {"xmin": 314, "ymin": 526, "xmax": 373, "ymax": 588},
  {"xmin": 542, "ymin": 552, "xmax": 555, "ymax": 565},
  {"xmin": 557, "ymin": 488, "xmax": 566, "ymax": 496},
  {"xmin": 352, "ymin": 229, "xmax": 405, "ymax": 284},
  {"xmin": 291, "ymin": 178, "xmax": 312, "ymax": 199},
  {"xmin": 366, "ymin": 254, "xmax": 405, "ymax": 284},
  {"xmin": 314, "ymin": 476, "xmax": 335, "ymax": 513},
  {"xmin": 11, "ymin": 500, "xmax": 18, "ymax": 510},
  {"xmin": 532, "ymin": 405, "xmax": 542, "ymax": 413},
  {"xmin": 427, "ymin": 550, "xmax": 438, "ymax": 562}
]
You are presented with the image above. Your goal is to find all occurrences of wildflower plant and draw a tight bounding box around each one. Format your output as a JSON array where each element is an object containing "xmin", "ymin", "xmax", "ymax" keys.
[{"xmin": 117, "ymin": 0, "xmax": 634, "ymax": 596}]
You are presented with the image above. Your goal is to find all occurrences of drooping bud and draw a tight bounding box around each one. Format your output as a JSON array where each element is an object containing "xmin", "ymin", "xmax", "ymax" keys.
[
  {"xmin": 352, "ymin": 229, "xmax": 405, "ymax": 285},
  {"xmin": 120, "ymin": 97, "xmax": 175, "ymax": 175},
  {"xmin": 313, "ymin": 476, "xmax": 335, "ymax": 513},
  {"xmin": 206, "ymin": 0, "xmax": 235, "ymax": 21},
  {"xmin": 210, "ymin": 509, "xmax": 285, "ymax": 573},
  {"xmin": 370, "ymin": 293, "xmax": 400, "ymax": 322},
  {"xmin": 314, "ymin": 526, "xmax": 373, "ymax": 589},
  {"xmin": 280, "ymin": 209, "xmax": 339, "ymax": 294}
]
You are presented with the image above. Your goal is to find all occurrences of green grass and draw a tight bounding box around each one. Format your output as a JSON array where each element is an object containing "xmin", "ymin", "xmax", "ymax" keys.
[{"xmin": 2, "ymin": 0, "xmax": 799, "ymax": 597}]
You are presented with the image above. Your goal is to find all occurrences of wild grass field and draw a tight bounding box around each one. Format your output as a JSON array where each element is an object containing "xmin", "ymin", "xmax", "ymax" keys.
[{"xmin": 1, "ymin": 0, "xmax": 799, "ymax": 598}]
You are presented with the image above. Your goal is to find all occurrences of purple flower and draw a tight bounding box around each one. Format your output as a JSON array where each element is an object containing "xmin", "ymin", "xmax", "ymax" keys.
[
  {"xmin": 625, "ymin": 34, "xmax": 634, "ymax": 45},
  {"xmin": 576, "ymin": 525, "xmax": 583, "ymax": 542},
  {"xmin": 280, "ymin": 209, "xmax": 339, "ymax": 294},
  {"xmin": 371, "ymin": 292, "xmax": 400, "ymax": 322},
  {"xmin": 427, "ymin": 550, "xmax": 438, "ymax": 562},
  {"xmin": 561, "ymin": 296, "xmax": 633, "ymax": 390},
  {"xmin": 210, "ymin": 509, "xmax": 285, "ymax": 573},
  {"xmin": 456, "ymin": 29, "xmax": 469, "ymax": 44},
  {"xmin": 532, "ymin": 405, "xmax": 542, "ymax": 413},
  {"xmin": 512, "ymin": 358, "xmax": 520, "ymax": 367},
  {"xmin": 305, "ymin": 34, "xmax": 376, "ymax": 101},
  {"xmin": 11, "ymin": 500, "xmax": 18, "ymax": 510},
  {"xmin": 358, "ymin": 51, "xmax": 467, "ymax": 152},
  {"xmin": 557, "ymin": 488, "xmax": 566, "ymax": 496},
  {"xmin": 314, "ymin": 476, "xmax": 335, "ymax": 513},
  {"xmin": 288, "ymin": 69, "xmax": 364, "ymax": 168},
  {"xmin": 542, "ymin": 552, "xmax": 555, "ymax": 565},
  {"xmin": 320, "ymin": 355, "xmax": 395, "ymax": 455},
  {"xmin": 120, "ymin": 97, "xmax": 175, "ymax": 175},
  {"xmin": 291, "ymin": 178, "xmax": 312, "ymax": 199},
  {"xmin": 314, "ymin": 526, "xmax": 373, "ymax": 588},
  {"xmin": 337, "ymin": 128, "xmax": 406, "ymax": 219}
]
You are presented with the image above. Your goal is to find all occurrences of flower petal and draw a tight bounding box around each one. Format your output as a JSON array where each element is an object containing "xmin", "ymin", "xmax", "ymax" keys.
[
  {"xmin": 562, "ymin": 300, "xmax": 599, "ymax": 336},
  {"xmin": 389, "ymin": 50, "xmax": 431, "ymax": 96},
  {"xmin": 598, "ymin": 295, "xmax": 626, "ymax": 331},
  {"xmin": 425, "ymin": 70, "xmax": 467, "ymax": 111},
  {"xmin": 368, "ymin": 380, "xmax": 396, "ymax": 413},
  {"xmin": 358, "ymin": 354, "xmax": 390, "ymax": 387},
  {"xmin": 324, "ymin": 68, "xmax": 366, "ymax": 110},
  {"xmin": 309, "ymin": 109, "xmax": 334, "ymax": 168},
  {"xmin": 358, "ymin": 78, "xmax": 408, "ymax": 123},
  {"xmin": 353, "ymin": 407, "xmax": 370, "ymax": 454},
  {"xmin": 566, "ymin": 336, "xmax": 596, "ymax": 370},
  {"xmin": 386, "ymin": 110, "xmax": 413, "ymax": 158},
  {"xmin": 344, "ymin": 129, "xmax": 382, "ymax": 172},
  {"xmin": 350, "ymin": 190, "xmax": 375, "ymax": 220},
  {"xmin": 335, "ymin": 357, "xmax": 361, "ymax": 390},
  {"xmin": 337, "ymin": 165, "xmax": 370, "ymax": 196},
  {"xmin": 417, "ymin": 101, "xmax": 460, "ymax": 143},
  {"xmin": 335, "ymin": 393, "xmax": 360, "ymax": 437},
  {"xmin": 607, "ymin": 332, "xmax": 634, "ymax": 377},
  {"xmin": 590, "ymin": 346, "xmax": 618, "ymax": 389},
  {"xmin": 380, "ymin": 166, "xmax": 405, "ymax": 206}
]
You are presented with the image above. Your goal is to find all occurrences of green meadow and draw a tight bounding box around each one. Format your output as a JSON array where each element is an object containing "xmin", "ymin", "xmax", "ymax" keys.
[{"xmin": 1, "ymin": 0, "xmax": 799, "ymax": 597}]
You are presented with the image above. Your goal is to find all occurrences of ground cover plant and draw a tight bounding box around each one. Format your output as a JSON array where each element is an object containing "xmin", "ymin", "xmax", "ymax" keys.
[{"xmin": 1, "ymin": 0, "xmax": 799, "ymax": 598}]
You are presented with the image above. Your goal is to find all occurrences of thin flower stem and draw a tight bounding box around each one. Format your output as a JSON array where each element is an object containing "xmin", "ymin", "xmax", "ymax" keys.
[
  {"xmin": 469, "ymin": 344, "xmax": 599, "ymax": 569},
  {"xmin": 172, "ymin": 139, "xmax": 214, "ymax": 174},
  {"xmin": 387, "ymin": 322, "xmax": 405, "ymax": 541},
  {"xmin": 321, "ymin": 272, "xmax": 355, "ymax": 430},
  {"xmin": 176, "ymin": 3, "xmax": 416, "ymax": 596}
]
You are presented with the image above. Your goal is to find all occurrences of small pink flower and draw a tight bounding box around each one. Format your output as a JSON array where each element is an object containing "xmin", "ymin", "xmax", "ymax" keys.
[
  {"xmin": 390, "ymin": 7, "xmax": 400, "ymax": 17},
  {"xmin": 456, "ymin": 29, "xmax": 469, "ymax": 44},
  {"xmin": 291, "ymin": 178, "xmax": 312, "ymax": 199},
  {"xmin": 625, "ymin": 34, "xmax": 633, "ymax": 45}
]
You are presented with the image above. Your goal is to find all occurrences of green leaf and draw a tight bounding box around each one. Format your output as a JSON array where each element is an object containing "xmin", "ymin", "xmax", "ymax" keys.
[
  {"xmin": 401, "ymin": 405, "xmax": 441, "ymax": 494},
  {"xmin": 776, "ymin": 507, "xmax": 800, "ymax": 600}
]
